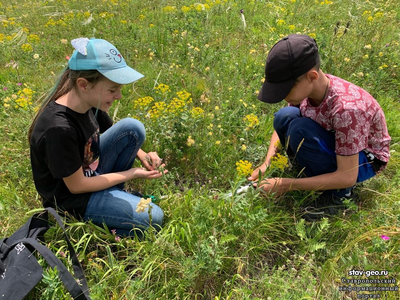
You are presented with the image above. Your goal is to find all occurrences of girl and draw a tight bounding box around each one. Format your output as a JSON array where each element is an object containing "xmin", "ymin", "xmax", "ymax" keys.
[{"xmin": 29, "ymin": 38, "xmax": 166, "ymax": 236}]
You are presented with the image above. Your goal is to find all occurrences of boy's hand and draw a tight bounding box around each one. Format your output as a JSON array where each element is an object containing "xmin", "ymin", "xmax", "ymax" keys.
[
  {"xmin": 248, "ymin": 163, "xmax": 268, "ymax": 181},
  {"xmin": 254, "ymin": 177, "xmax": 284, "ymax": 196}
]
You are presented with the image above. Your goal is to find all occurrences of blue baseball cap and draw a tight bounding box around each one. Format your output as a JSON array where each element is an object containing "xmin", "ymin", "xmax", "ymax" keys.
[{"xmin": 68, "ymin": 38, "xmax": 144, "ymax": 84}]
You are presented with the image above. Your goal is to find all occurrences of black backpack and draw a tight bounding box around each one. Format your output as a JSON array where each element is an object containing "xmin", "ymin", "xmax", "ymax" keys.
[{"xmin": 0, "ymin": 207, "xmax": 91, "ymax": 299}]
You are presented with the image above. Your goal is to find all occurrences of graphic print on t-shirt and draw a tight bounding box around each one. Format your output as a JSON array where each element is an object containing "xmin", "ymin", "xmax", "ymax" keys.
[{"xmin": 82, "ymin": 130, "xmax": 100, "ymax": 177}]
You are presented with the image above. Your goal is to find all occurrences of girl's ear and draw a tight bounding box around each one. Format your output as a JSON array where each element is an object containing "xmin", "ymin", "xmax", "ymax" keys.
[{"xmin": 76, "ymin": 78, "xmax": 89, "ymax": 91}]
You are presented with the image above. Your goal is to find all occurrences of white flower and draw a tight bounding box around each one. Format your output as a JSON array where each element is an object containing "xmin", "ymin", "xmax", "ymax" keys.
[{"xmin": 136, "ymin": 198, "xmax": 151, "ymax": 213}]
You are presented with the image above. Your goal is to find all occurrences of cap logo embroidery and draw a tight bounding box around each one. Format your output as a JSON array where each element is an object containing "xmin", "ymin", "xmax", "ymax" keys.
[{"xmin": 105, "ymin": 49, "xmax": 123, "ymax": 63}]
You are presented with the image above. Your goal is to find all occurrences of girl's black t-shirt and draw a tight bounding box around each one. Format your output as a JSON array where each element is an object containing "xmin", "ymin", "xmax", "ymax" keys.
[{"xmin": 30, "ymin": 101, "xmax": 112, "ymax": 218}]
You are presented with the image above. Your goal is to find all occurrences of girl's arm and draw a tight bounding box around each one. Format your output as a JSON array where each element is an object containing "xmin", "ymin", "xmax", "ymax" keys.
[{"xmin": 63, "ymin": 166, "xmax": 166, "ymax": 194}]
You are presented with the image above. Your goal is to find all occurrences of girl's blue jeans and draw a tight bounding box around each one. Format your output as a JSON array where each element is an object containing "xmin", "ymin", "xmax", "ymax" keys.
[
  {"xmin": 83, "ymin": 118, "xmax": 164, "ymax": 236},
  {"xmin": 273, "ymin": 106, "xmax": 376, "ymax": 197}
]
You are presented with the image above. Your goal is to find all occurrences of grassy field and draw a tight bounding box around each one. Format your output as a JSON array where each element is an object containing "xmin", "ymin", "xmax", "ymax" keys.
[{"xmin": 1, "ymin": 0, "xmax": 400, "ymax": 299}]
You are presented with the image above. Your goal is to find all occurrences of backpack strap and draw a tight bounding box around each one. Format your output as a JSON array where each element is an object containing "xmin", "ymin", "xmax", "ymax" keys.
[
  {"xmin": 2, "ymin": 211, "xmax": 49, "ymax": 246},
  {"xmin": 5, "ymin": 238, "xmax": 90, "ymax": 300},
  {"xmin": 42, "ymin": 207, "xmax": 91, "ymax": 298}
]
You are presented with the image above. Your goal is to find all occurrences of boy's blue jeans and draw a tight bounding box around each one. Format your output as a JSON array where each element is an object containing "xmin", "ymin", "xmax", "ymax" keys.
[
  {"xmin": 84, "ymin": 118, "xmax": 164, "ymax": 236},
  {"xmin": 273, "ymin": 107, "xmax": 376, "ymax": 197}
]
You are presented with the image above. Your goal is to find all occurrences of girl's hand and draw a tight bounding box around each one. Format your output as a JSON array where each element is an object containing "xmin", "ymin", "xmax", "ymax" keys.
[
  {"xmin": 138, "ymin": 150, "xmax": 163, "ymax": 170},
  {"xmin": 131, "ymin": 166, "xmax": 168, "ymax": 180}
]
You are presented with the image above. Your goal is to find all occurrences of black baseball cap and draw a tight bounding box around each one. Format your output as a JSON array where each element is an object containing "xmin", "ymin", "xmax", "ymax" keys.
[{"xmin": 258, "ymin": 34, "xmax": 320, "ymax": 103}]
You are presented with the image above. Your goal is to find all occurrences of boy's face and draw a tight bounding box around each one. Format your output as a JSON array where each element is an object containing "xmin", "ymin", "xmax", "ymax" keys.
[{"xmin": 284, "ymin": 74, "xmax": 313, "ymax": 105}]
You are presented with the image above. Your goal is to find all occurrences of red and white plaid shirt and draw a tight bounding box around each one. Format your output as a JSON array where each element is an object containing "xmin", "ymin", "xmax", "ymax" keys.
[{"xmin": 298, "ymin": 74, "xmax": 390, "ymax": 167}]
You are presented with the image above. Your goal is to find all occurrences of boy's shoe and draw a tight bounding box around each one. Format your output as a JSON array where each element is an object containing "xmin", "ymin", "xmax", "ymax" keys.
[{"xmin": 302, "ymin": 192, "xmax": 353, "ymax": 222}]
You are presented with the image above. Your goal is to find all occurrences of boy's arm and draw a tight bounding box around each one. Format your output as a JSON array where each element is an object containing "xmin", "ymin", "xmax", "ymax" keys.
[
  {"xmin": 248, "ymin": 130, "xmax": 280, "ymax": 181},
  {"xmin": 257, "ymin": 153, "xmax": 359, "ymax": 195}
]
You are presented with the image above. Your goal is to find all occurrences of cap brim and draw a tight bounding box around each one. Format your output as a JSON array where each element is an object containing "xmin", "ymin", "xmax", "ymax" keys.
[
  {"xmin": 99, "ymin": 66, "xmax": 144, "ymax": 84},
  {"xmin": 257, "ymin": 79, "xmax": 295, "ymax": 103}
]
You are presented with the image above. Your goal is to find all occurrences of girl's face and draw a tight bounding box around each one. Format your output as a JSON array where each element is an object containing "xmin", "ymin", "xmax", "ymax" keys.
[{"xmin": 86, "ymin": 77, "xmax": 122, "ymax": 112}]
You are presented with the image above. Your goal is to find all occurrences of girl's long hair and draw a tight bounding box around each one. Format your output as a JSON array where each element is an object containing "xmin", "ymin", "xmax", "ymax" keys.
[{"xmin": 28, "ymin": 67, "xmax": 103, "ymax": 141}]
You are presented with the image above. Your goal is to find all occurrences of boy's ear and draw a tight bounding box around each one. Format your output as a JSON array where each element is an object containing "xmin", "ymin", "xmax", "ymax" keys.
[
  {"xmin": 76, "ymin": 78, "xmax": 89, "ymax": 91},
  {"xmin": 307, "ymin": 69, "xmax": 319, "ymax": 82}
]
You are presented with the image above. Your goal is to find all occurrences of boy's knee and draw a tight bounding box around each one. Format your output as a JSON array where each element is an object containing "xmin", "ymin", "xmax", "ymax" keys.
[
  {"xmin": 287, "ymin": 118, "xmax": 314, "ymax": 139},
  {"xmin": 273, "ymin": 106, "xmax": 301, "ymax": 131}
]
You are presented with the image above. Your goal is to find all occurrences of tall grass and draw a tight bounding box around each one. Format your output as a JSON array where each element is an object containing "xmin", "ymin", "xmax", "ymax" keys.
[{"xmin": 1, "ymin": 0, "xmax": 399, "ymax": 299}]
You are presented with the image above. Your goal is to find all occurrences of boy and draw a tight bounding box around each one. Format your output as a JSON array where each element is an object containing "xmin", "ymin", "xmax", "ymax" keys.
[{"xmin": 248, "ymin": 34, "xmax": 390, "ymax": 220}]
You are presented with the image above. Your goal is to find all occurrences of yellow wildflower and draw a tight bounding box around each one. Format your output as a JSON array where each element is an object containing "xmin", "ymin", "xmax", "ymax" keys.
[
  {"xmin": 270, "ymin": 153, "xmax": 289, "ymax": 171},
  {"xmin": 167, "ymin": 97, "xmax": 186, "ymax": 114},
  {"xmin": 133, "ymin": 96, "xmax": 154, "ymax": 109},
  {"xmin": 21, "ymin": 43, "xmax": 33, "ymax": 52},
  {"xmin": 149, "ymin": 101, "xmax": 167, "ymax": 119},
  {"xmin": 27, "ymin": 34, "xmax": 40, "ymax": 43},
  {"xmin": 176, "ymin": 90, "xmax": 191, "ymax": 102},
  {"xmin": 243, "ymin": 113, "xmax": 259, "ymax": 129},
  {"xmin": 236, "ymin": 160, "xmax": 253, "ymax": 177},
  {"xmin": 308, "ymin": 33, "xmax": 317, "ymax": 39},
  {"xmin": 181, "ymin": 6, "xmax": 191, "ymax": 13},
  {"xmin": 15, "ymin": 87, "xmax": 35, "ymax": 109},
  {"xmin": 195, "ymin": 4, "xmax": 205, "ymax": 11},
  {"xmin": 187, "ymin": 136, "xmax": 195, "ymax": 147},
  {"xmin": 162, "ymin": 6, "xmax": 177, "ymax": 13},
  {"xmin": 190, "ymin": 107, "xmax": 204, "ymax": 118},
  {"xmin": 154, "ymin": 83, "xmax": 171, "ymax": 94},
  {"xmin": 276, "ymin": 19, "xmax": 286, "ymax": 26}
]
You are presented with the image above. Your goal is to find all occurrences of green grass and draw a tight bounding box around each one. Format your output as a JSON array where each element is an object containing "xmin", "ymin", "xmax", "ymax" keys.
[{"xmin": 1, "ymin": 0, "xmax": 399, "ymax": 299}]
